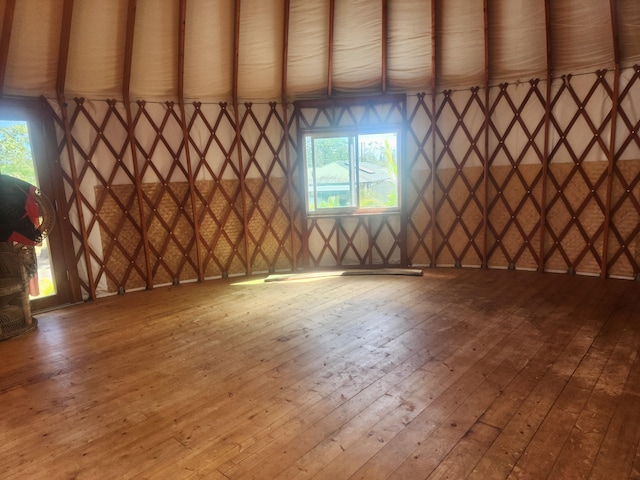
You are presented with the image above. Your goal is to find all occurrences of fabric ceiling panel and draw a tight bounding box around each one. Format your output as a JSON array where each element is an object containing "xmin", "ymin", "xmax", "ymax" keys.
[
  {"xmin": 238, "ymin": 0, "xmax": 284, "ymax": 101},
  {"xmin": 184, "ymin": 0, "xmax": 234, "ymax": 101},
  {"xmin": 286, "ymin": 0, "xmax": 329, "ymax": 99},
  {"xmin": 333, "ymin": 0, "xmax": 382, "ymax": 93},
  {"xmin": 550, "ymin": 0, "xmax": 613, "ymax": 76},
  {"xmin": 387, "ymin": 0, "xmax": 432, "ymax": 92},
  {"xmin": 129, "ymin": 0, "xmax": 179, "ymax": 101},
  {"xmin": 65, "ymin": 0, "xmax": 126, "ymax": 99},
  {"xmin": 488, "ymin": 0, "xmax": 546, "ymax": 84},
  {"xmin": 4, "ymin": 0, "xmax": 63, "ymax": 97},
  {"xmin": 617, "ymin": 0, "xmax": 640, "ymax": 67},
  {"xmin": 436, "ymin": 0, "xmax": 485, "ymax": 90}
]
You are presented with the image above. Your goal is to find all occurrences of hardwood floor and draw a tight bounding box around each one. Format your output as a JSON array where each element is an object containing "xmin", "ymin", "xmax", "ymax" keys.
[{"xmin": 1, "ymin": 268, "xmax": 639, "ymax": 479}]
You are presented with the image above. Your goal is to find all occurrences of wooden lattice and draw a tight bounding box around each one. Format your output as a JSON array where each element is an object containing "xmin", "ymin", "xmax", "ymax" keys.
[
  {"xmin": 133, "ymin": 101, "xmax": 198, "ymax": 286},
  {"xmin": 543, "ymin": 71, "xmax": 612, "ymax": 275},
  {"xmin": 239, "ymin": 102, "xmax": 296, "ymax": 273},
  {"xmin": 186, "ymin": 102, "xmax": 246, "ymax": 278},
  {"xmin": 486, "ymin": 80, "xmax": 546, "ymax": 270},
  {"xmin": 607, "ymin": 65, "xmax": 640, "ymax": 278},
  {"xmin": 433, "ymin": 88, "xmax": 486, "ymax": 267}
]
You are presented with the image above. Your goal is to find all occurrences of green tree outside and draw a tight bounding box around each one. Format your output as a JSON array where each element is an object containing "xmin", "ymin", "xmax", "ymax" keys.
[{"xmin": 0, "ymin": 122, "xmax": 36, "ymax": 185}]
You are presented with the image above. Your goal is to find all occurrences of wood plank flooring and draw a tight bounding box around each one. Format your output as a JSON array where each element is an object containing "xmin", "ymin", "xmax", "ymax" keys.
[{"xmin": 1, "ymin": 268, "xmax": 639, "ymax": 479}]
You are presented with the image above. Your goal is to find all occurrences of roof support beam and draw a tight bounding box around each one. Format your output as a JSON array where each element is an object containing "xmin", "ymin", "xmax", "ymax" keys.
[
  {"xmin": 232, "ymin": 0, "xmax": 251, "ymax": 276},
  {"xmin": 381, "ymin": 0, "xmax": 388, "ymax": 94},
  {"xmin": 601, "ymin": 0, "xmax": 621, "ymax": 279},
  {"xmin": 123, "ymin": 0, "xmax": 153, "ymax": 290},
  {"xmin": 0, "ymin": 0, "xmax": 16, "ymax": 97},
  {"xmin": 327, "ymin": 0, "xmax": 335, "ymax": 96},
  {"xmin": 177, "ymin": 0, "xmax": 203, "ymax": 282}
]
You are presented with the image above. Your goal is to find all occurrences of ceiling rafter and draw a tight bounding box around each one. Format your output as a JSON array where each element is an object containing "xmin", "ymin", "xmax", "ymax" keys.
[{"xmin": 0, "ymin": 0, "xmax": 16, "ymax": 97}]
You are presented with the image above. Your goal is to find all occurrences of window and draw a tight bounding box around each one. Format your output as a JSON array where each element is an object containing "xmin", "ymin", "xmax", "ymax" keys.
[{"xmin": 304, "ymin": 129, "xmax": 400, "ymax": 214}]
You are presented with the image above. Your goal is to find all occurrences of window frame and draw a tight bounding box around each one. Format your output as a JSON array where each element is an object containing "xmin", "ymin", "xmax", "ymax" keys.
[{"xmin": 302, "ymin": 125, "xmax": 403, "ymax": 217}]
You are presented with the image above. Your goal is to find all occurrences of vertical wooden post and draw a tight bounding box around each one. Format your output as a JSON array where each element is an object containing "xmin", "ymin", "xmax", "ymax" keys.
[
  {"xmin": 281, "ymin": 0, "xmax": 297, "ymax": 271},
  {"xmin": 601, "ymin": 0, "xmax": 620, "ymax": 279},
  {"xmin": 232, "ymin": 0, "xmax": 251, "ymax": 276},
  {"xmin": 0, "ymin": 0, "xmax": 16, "ymax": 97},
  {"xmin": 56, "ymin": 0, "xmax": 97, "ymax": 300},
  {"xmin": 482, "ymin": 0, "xmax": 490, "ymax": 269},
  {"xmin": 123, "ymin": 0, "xmax": 153, "ymax": 290},
  {"xmin": 430, "ymin": 0, "xmax": 437, "ymax": 268},
  {"xmin": 177, "ymin": 0, "xmax": 203, "ymax": 281},
  {"xmin": 538, "ymin": 0, "xmax": 552, "ymax": 273}
]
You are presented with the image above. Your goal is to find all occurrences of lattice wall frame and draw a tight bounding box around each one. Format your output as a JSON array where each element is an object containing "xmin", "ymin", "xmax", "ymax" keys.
[
  {"xmin": 608, "ymin": 65, "xmax": 640, "ymax": 278},
  {"xmin": 46, "ymin": 66, "xmax": 640, "ymax": 297},
  {"xmin": 486, "ymin": 80, "xmax": 547, "ymax": 270},
  {"xmin": 432, "ymin": 88, "xmax": 486, "ymax": 267},
  {"xmin": 544, "ymin": 71, "xmax": 613, "ymax": 275}
]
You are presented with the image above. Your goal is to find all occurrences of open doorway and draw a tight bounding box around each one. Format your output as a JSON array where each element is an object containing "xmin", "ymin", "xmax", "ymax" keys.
[{"xmin": 0, "ymin": 98, "xmax": 80, "ymax": 312}]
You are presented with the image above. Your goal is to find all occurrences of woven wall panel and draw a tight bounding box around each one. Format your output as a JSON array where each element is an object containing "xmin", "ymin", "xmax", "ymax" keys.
[{"xmin": 94, "ymin": 184, "xmax": 147, "ymax": 293}]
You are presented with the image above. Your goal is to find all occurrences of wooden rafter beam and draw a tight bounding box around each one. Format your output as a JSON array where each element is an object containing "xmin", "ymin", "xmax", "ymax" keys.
[
  {"xmin": 327, "ymin": 0, "xmax": 334, "ymax": 96},
  {"xmin": 0, "ymin": 0, "xmax": 16, "ymax": 97},
  {"xmin": 55, "ymin": 0, "xmax": 74, "ymax": 97},
  {"xmin": 381, "ymin": 0, "xmax": 388, "ymax": 94}
]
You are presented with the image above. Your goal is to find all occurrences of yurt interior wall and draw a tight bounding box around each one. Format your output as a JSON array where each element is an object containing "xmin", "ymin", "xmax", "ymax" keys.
[{"xmin": 1, "ymin": 0, "xmax": 640, "ymax": 301}]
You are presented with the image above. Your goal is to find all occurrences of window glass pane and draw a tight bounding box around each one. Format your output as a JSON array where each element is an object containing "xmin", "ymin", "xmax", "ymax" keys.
[
  {"xmin": 0, "ymin": 120, "xmax": 56, "ymax": 298},
  {"xmin": 358, "ymin": 132, "xmax": 398, "ymax": 209},
  {"xmin": 307, "ymin": 135, "xmax": 354, "ymax": 210},
  {"xmin": 304, "ymin": 129, "xmax": 400, "ymax": 214}
]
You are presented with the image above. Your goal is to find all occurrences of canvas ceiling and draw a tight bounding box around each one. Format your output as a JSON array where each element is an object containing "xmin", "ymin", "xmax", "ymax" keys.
[{"xmin": 2, "ymin": 0, "xmax": 639, "ymax": 102}]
